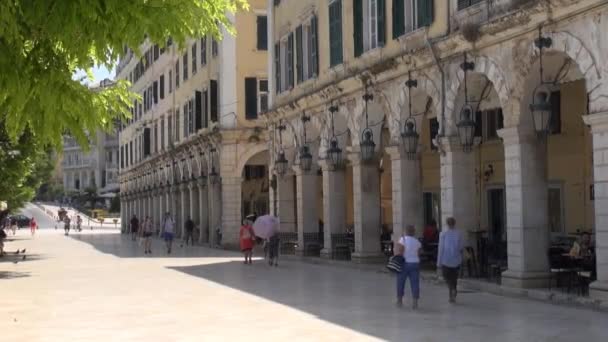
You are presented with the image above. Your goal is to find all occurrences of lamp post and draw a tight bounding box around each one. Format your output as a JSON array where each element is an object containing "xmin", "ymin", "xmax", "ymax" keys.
[
  {"xmin": 401, "ymin": 71, "xmax": 420, "ymax": 159},
  {"xmin": 360, "ymin": 85, "xmax": 376, "ymax": 162},
  {"xmin": 530, "ymin": 26, "xmax": 553, "ymax": 137},
  {"xmin": 457, "ymin": 53, "xmax": 477, "ymax": 153},
  {"xmin": 327, "ymin": 104, "xmax": 343, "ymax": 169},
  {"xmin": 275, "ymin": 123, "xmax": 289, "ymax": 177},
  {"xmin": 299, "ymin": 113, "xmax": 313, "ymax": 172}
]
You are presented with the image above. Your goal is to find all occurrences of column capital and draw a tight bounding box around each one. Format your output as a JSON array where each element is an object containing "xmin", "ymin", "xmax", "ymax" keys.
[
  {"xmin": 437, "ymin": 135, "xmax": 482, "ymax": 152},
  {"xmin": 197, "ymin": 177, "xmax": 207, "ymax": 188},
  {"xmin": 583, "ymin": 111, "xmax": 608, "ymax": 133}
]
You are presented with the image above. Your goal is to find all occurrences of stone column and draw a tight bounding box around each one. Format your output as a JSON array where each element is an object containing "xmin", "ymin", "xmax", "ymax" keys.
[
  {"xmin": 180, "ymin": 183, "xmax": 189, "ymax": 238},
  {"xmin": 387, "ymin": 146, "xmax": 424, "ymax": 240},
  {"xmin": 294, "ymin": 166, "xmax": 319, "ymax": 256},
  {"xmin": 198, "ymin": 179, "xmax": 209, "ymax": 243},
  {"xmin": 170, "ymin": 184, "xmax": 179, "ymax": 235},
  {"xmin": 319, "ymin": 160, "xmax": 347, "ymax": 259},
  {"xmin": 189, "ymin": 181, "xmax": 199, "ymax": 242},
  {"xmin": 438, "ymin": 137, "xmax": 477, "ymax": 241},
  {"xmin": 583, "ymin": 112, "xmax": 608, "ymax": 299},
  {"xmin": 209, "ymin": 179, "xmax": 223, "ymax": 246},
  {"xmin": 497, "ymin": 127, "xmax": 550, "ymax": 288},
  {"xmin": 349, "ymin": 151, "xmax": 383, "ymax": 263},
  {"xmin": 158, "ymin": 187, "xmax": 164, "ymax": 234},
  {"xmin": 277, "ymin": 174, "xmax": 297, "ymax": 232}
]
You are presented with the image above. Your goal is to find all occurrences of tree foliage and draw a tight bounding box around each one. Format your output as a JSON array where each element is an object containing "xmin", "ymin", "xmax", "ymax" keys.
[
  {"xmin": 0, "ymin": 0, "xmax": 248, "ymax": 147},
  {"xmin": 0, "ymin": 121, "xmax": 55, "ymax": 211}
]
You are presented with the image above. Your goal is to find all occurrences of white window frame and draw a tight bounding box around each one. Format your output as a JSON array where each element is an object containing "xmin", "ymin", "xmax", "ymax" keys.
[
  {"xmin": 404, "ymin": 0, "xmax": 417, "ymax": 33},
  {"xmin": 258, "ymin": 79, "xmax": 268, "ymax": 113}
]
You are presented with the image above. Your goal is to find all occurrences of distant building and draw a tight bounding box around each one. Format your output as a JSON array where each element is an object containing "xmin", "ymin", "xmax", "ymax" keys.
[{"xmin": 61, "ymin": 79, "xmax": 120, "ymax": 207}]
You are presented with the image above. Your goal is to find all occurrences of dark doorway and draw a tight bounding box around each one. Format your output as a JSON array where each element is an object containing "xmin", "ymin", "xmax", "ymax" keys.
[{"xmin": 487, "ymin": 188, "xmax": 507, "ymax": 265}]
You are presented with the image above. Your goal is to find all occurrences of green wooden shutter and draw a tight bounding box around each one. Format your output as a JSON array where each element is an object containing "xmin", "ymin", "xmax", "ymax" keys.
[
  {"xmin": 329, "ymin": 0, "xmax": 343, "ymax": 66},
  {"xmin": 245, "ymin": 77, "xmax": 258, "ymax": 120},
  {"xmin": 377, "ymin": 0, "xmax": 386, "ymax": 46},
  {"xmin": 274, "ymin": 42, "xmax": 280, "ymax": 93},
  {"xmin": 296, "ymin": 25, "xmax": 304, "ymax": 84},
  {"xmin": 354, "ymin": 0, "xmax": 363, "ymax": 57},
  {"xmin": 417, "ymin": 0, "xmax": 434, "ymax": 28},
  {"xmin": 311, "ymin": 15, "xmax": 318, "ymax": 76},
  {"xmin": 287, "ymin": 32, "xmax": 294, "ymax": 89},
  {"xmin": 393, "ymin": 0, "xmax": 405, "ymax": 39}
]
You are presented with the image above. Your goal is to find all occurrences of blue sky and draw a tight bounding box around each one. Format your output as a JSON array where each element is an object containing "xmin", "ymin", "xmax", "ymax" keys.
[{"xmin": 73, "ymin": 65, "xmax": 115, "ymax": 85}]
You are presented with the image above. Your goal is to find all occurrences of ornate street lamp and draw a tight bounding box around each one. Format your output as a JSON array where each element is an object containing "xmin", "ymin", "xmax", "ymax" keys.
[
  {"xmin": 401, "ymin": 71, "xmax": 419, "ymax": 159},
  {"xmin": 530, "ymin": 27, "xmax": 553, "ymax": 137},
  {"xmin": 208, "ymin": 148, "xmax": 220, "ymax": 185},
  {"xmin": 457, "ymin": 53, "xmax": 476, "ymax": 153},
  {"xmin": 327, "ymin": 104, "xmax": 343, "ymax": 169},
  {"xmin": 360, "ymin": 85, "xmax": 376, "ymax": 162},
  {"xmin": 275, "ymin": 123, "xmax": 289, "ymax": 177},
  {"xmin": 299, "ymin": 113, "xmax": 313, "ymax": 172}
]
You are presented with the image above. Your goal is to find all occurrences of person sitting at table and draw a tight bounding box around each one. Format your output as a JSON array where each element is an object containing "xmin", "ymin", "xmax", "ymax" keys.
[
  {"xmin": 569, "ymin": 232, "xmax": 594, "ymax": 258},
  {"xmin": 423, "ymin": 220, "xmax": 439, "ymax": 244}
]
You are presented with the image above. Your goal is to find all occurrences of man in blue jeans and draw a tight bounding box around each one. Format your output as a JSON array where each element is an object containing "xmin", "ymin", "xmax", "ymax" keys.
[
  {"xmin": 437, "ymin": 217, "xmax": 464, "ymax": 303},
  {"xmin": 395, "ymin": 225, "xmax": 422, "ymax": 309}
]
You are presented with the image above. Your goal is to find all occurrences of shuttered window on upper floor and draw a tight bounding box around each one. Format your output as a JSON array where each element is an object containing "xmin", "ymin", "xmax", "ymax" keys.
[
  {"xmin": 393, "ymin": 0, "xmax": 434, "ymax": 39},
  {"xmin": 354, "ymin": 0, "xmax": 386, "ymax": 57},
  {"xmin": 329, "ymin": 0, "xmax": 343, "ymax": 67},
  {"xmin": 201, "ymin": 37, "xmax": 207, "ymax": 66},
  {"xmin": 257, "ymin": 16, "xmax": 268, "ymax": 50}
]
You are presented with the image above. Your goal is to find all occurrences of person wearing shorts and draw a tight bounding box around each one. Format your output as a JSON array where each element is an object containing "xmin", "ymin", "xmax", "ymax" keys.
[
  {"xmin": 162, "ymin": 213, "xmax": 175, "ymax": 254},
  {"xmin": 142, "ymin": 216, "xmax": 153, "ymax": 254}
]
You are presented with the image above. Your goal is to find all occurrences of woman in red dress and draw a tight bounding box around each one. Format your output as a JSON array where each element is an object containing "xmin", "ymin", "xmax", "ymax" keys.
[{"xmin": 239, "ymin": 217, "xmax": 255, "ymax": 264}]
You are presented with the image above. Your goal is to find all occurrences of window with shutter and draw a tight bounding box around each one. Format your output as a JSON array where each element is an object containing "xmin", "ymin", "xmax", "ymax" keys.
[
  {"xmin": 296, "ymin": 26, "xmax": 304, "ymax": 84},
  {"xmin": 274, "ymin": 43, "xmax": 281, "ymax": 93},
  {"xmin": 417, "ymin": 0, "xmax": 433, "ymax": 28},
  {"xmin": 550, "ymin": 91, "xmax": 561, "ymax": 134},
  {"xmin": 257, "ymin": 16, "xmax": 268, "ymax": 50},
  {"xmin": 354, "ymin": 0, "xmax": 363, "ymax": 57},
  {"xmin": 203, "ymin": 90, "xmax": 209, "ymax": 128},
  {"xmin": 259, "ymin": 79, "xmax": 269, "ymax": 113},
  {"xmin": 210, "ymin": 80, "xmax": 218, "ymax": 122},
  {"xmin": 175, "ymin": 62, "xmax": 180, "ymax": 88},
  {"xmin": 201, "ymin": 37, "xmax": 207, "ymax": 66},
  {"xmin": 287, "ymin": 33, "xmax": 294, "ymax": 89},
  {"xmin": 143, "ymin": 128, "xmax": 151, "ymax": 157},
  {"xmin": 160, "ymin": 117, "xmax": 165, "ymax": 150},
  {"xmin": 183, "ymin": 103, "xmax": 188, "ymax": 138},
  {"xmin": 393, "ymin": 0, "xmax": 405, "ymax": 39},
  {"xmin": 160, "ymin": 75, "xmax": 165, "ymax": 99},
  {"xmin": 458, "ymin": 0, "xmax": 483, "ymax": 11},
  {"xmin": 195, "ymin": 91, "xmax": 203, "ymax": 131},
  {"xmin": 377, "ymin": 0, "xmax": 385, "ymax": 46},
  {"xmin": 175, "ymin": 107, "xmax": 180, "ymax": 141},
  {"xmin": 183, "ymin": 53, "xmax": 188, "ymax": 81},
  {"xmin": 154, "ymin": 45, "xmax": 159, "ymax": 61},
  {"xmin": 192, "ymin": 43, "xmax": 197, "ymax": 75},
  {"xmin": 153, "ymin": 81, "xmax": 158, "ymax": 104},
  {"xmin": 169, "ymin": 71, "xmax": 173, "ymax": 93},
  {"xmin": 311, "ymin": 15, "xmax": 318, "ymax": 76},
  {"xmin": 245, "ymin": 77, "xmax": 258, "ymax": 120},
  {"xmin": 329, "ymin": 0, "xmax": 343, "ymax": 67}
]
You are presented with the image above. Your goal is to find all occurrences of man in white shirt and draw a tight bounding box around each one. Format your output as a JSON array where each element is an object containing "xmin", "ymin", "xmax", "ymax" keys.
[{"xmin": 394, "ymin": 225, "xmax": 422, "ymax": 309}]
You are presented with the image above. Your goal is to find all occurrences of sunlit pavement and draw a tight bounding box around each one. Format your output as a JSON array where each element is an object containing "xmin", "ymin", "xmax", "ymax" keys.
[{"xmin": 2, "ymin": 226, "xmax": 608, "ymax": 341}]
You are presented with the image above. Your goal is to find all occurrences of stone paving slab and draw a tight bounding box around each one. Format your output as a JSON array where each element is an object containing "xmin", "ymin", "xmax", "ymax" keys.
[{"xmin": 2, "ymin": 230, "xmax": 608, "ymax": 342}]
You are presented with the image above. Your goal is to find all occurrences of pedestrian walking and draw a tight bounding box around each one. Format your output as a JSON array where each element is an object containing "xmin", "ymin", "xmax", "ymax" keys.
[
  {"xmin": 239, "ymin": 216, "xmax": 255, "ymax": 265},
  {"xmin": 30, "ymin": 217, "xmax": 37, "ymax": 236},
  {"xmin": 182, "ymin": 216, "xmax": 195, "ymax": 247},
  {"xmin": 162, "ymin": 213, "xmax": 175, "ymax": 254},
  {"xmin": 63, "ymin": 216, "xmax": 71, "ymax": 236},
  {"xmin": 142, "ymin": 216, "xmax": 153, "ymax": 254},
  {"xmin": 130, "ymin": 214, "xmax": 139, "ymax": 241},
  {"xmin": 437, "ymin": 217, "xmax": 464, "ymax": 303},
  {"xmin": 76, "ymin": 215, "xmax": 82, "ymax": 232},
  {"xmin": 394, "ymin": 225, "xmax": 421, "ymax": 309}
]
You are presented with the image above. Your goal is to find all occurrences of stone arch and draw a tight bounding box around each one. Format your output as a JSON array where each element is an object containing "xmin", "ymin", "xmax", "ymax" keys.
[
  {"xmin": 236, "ymin": 144, "xmax": 270, "ymax": 175},
  {"xmin": 520, "ymin": 30, "xmax": 604, "ymax": 114},
  {"xmin": 445, "ymin": 54, "xmax": 511, "ymax": 134}
]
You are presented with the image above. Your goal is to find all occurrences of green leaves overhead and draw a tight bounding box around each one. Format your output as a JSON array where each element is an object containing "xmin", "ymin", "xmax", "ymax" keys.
[{"xmin": 0, "ymin": 0, "xmax": 248, "ymax": 147}]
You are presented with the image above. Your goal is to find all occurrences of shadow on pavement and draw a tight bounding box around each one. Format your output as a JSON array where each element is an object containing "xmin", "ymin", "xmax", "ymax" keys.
[
  {"xmin": 0, "ymin": 271, "xmax": 31, "ymax": 279},
  {"xmin": 70, "ymin": 233, "xmax": 239, "ymax": 259},
  {"xmin": 0, "ymin": 253, "xmax": 46, "ymax": 264},
  {"xmin": 168, "ymin": 260, "xmax": 425, "ymax": 341}
]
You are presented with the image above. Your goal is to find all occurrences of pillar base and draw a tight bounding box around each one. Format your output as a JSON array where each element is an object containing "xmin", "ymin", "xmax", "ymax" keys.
[
  {"xmin": 501, "ymin": 269, "xmax": 551, "ymax": 288},
  {"xmin": 589, "ymin": 281, "xmax": 608, "ymax": 301},
  {"xmin": 351, "ymin": 252, "xmax": 385, "ymax": 264}
]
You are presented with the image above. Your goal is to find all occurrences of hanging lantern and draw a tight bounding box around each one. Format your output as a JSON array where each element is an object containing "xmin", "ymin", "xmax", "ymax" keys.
[
  {"xmin": 275, "ymin": 150, "xmax": 288, "ymax": 176},
  {"xmin": 457, "ymin": 104, "xmax": 476, "ymax": 152},
  {"xmin": 360, "ymin": 88, "xmax": 375, "ymax": 162},
  {"xmin": 401, "ymin": 118, "xmax": 419, "ymax": 159},
  {"xmin": 209, "ymin": 166, "xmax": 220, "ymax": 185},
  {"xmin": 360, "ymin": 128, "xmax": 376, "ymax": 162},
  {"xmin": 530, "ymin": 27, "xmax": 553, "ymax": 137},
  {"xmin": 327, "ymin": 137, "xmax": 343, "ymax": 169},
  {"xmin": 299, "ymin": 145, "xmax": 313, "ymax": 172},
  {"xmin": 400, "ymin": 71, "xmax": 419, "ymax": 160}
]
